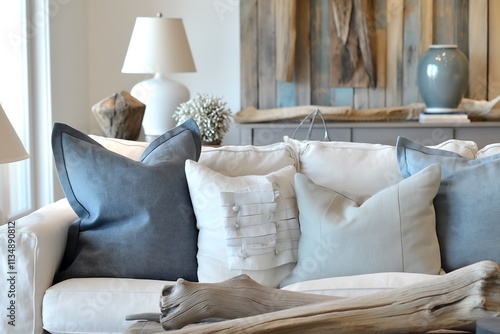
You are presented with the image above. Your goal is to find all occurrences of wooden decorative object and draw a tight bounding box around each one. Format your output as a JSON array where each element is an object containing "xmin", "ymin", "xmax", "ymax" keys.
[
  {"xmin": 331, "ymin": 0, "xmax": 352, "ymax": 45},
  {"xmin": 234, "ymin": 103, "xmax": 424, "ymax": 123},
  {"xmin": 330, "ymin": 0, "xmax": 377, "ymax": 88},
  {"xmin": 92, "ymin": 91, "xmax": 145, "ymax": 140},
  {"xmin": 157, "ymin": 260, "xmax": 499, "ymax": 333}
]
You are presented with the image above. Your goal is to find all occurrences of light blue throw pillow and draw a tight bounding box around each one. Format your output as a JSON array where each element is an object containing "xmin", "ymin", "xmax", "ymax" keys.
[
  {"xmin": 397, "ymin": 136, "xmax": 500, "ymax": 272},
  {"xmin": 280, "ymin": 164, "xmax": 442, "ymax": 288}
]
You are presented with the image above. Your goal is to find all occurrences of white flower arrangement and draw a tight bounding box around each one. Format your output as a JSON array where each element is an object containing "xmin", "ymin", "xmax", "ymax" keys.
[{"xmin": 173, "ymin": 93, "xmax": 232, "ymax": 144}]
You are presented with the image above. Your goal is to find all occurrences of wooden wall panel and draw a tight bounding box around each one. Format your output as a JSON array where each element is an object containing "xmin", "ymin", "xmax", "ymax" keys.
[
  {"xmin": 240, "ymin": 0, "xmax": 497, "ymax": 112},
  {"xmin": 310, "ymin": 0, "xmax": 332, "ymax": 105},
  {"xmin": 469, "ymin": 0, "xmax": 488, "ymax": 100},
  {"xmin": 418, "ymin": 0, "xmax": 433, "ymax": 55},
  {"xmin": 489, "ymin": 0, "xmax": 500, "ymax": 107},
  {"xmin": 454, "ymin": 0, "xmax": 469, "ymax": 57},
  {"xmin": 240, "ymin": 0, "xmax": 258, "ymax": 109},
  {"xmin": 257, "ymin": 0, "xmax": 276, "ymax": 109},
  {"xmin": 368, "ymin": 0, "xmax": 387, "ymax": 108},
  {"xmin": 385, "ymin": 0, "xmax": 404, "ymax": 107},
  {"xmin": 294, "ymin": 0, "xmax": 311, "ymax": 106},
  {"xmin": 433, "ymin": 0, "xmax": 455, "ymax": 44},
  {"xmin": 402, "ymin": 0, "xmax": 420, "ymax": 105}
]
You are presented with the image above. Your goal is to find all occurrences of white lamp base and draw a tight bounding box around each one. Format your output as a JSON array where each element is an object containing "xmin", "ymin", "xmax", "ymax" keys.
[{"xmin": 130, "ymin": 73, "xmax": 190, "ymax": 140}]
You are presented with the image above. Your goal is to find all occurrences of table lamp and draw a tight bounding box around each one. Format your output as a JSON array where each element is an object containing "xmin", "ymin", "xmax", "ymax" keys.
[
  {"xmin": 0, "ymin": 104, "xmax": 29, "ymax": 224},
  {"xmin": 122, "ymin": 14, "xmax": 196, "ymax": 140}
]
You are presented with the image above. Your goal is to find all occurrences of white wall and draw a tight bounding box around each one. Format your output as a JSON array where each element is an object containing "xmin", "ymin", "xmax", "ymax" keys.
[
  {"xmin": 50, "ymin": 0, "xmax": 89, "ymax": 130},
  {"xmin": 86, "ymin": 0, "xmax": 241, "ymax": 142},
  {"xmin": 49, "ymin": 0, "xmax": 241, "ymax": 199},
  {"xmin": 49, "ymin": 0, "xmax": 90, "ymax": 200}
]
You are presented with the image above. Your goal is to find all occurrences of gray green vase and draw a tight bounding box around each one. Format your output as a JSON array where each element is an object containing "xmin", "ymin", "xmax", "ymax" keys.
[{"xmin": 417, "ymin": 45, "xmax": 469, "ymax": 112}]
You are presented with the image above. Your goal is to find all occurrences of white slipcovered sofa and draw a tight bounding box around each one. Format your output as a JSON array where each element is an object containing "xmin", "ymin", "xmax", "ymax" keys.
[{"xmin": 1, "ymin": 124, "xmax": 499, "ymax": 334}]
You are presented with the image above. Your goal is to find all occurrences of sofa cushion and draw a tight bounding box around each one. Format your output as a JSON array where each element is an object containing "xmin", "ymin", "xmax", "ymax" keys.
[
  {"xmin": 91, "ymin": 134, "xmax": 298, "ymax": 175},
  {"xmin": 476, "ymin": 142, "xmax": 500, "ymax": 158},
  {"xmin": 88, "ymin": 135, "xmax": 149, "ymax": 160},
  {"xmin": 43, "ymin": 278, "xmax": 174, "ymax": 334},
  {"xmin": 185, "ymin": 160, "xmax": 299, "ymax": 287},
  {"xmin": 42, "ymin": 272, "xmax": 441, "ymax": 334},
  {"xmin": 281, "ymin": 271, "xmax": 442, "ymax": 298},
  {"xmin": 397, "ymin": 137, "xmax": 500, "ymax": 272},
  {"xmin": 199, "ymin": 143, "xmax": 298, "ymax": 176},
  {"xmin": 51, "ymin": 120, "xmax": 201, "ymax": 282},
  {"xmin": 284, "ymin": 136, "xmax": 478, "ymax": 196},
  {"xmin": 280, "ymin": 164, "xmax": 442, "ymax": 287}
]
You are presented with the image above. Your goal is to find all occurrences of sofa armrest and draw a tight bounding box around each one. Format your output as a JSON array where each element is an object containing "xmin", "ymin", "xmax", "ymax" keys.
[{"xmin": 0, "ymin": 199, "xmax": 77, "ymax": 334}]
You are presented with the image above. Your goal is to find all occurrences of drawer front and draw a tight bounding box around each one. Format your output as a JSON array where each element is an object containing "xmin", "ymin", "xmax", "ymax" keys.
[
  {"xmin": 252, "ymin": 127, "xmax": 351, "ymax": 145},
  {"xmin": 455, "ymin": 127, "xmax": 500, "ymax": 148},
  {"xmin": 352, "ymin": 127, "xmax": 454, "ymax": 146}
]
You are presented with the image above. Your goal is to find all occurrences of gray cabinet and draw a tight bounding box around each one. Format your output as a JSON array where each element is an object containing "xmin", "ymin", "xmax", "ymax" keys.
[{"xmin": 237, "ymin": 122, "xmax": 500, "ymax": 148}]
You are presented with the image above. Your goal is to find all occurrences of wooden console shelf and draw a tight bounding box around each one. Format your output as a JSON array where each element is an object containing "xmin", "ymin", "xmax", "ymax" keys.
[{"xmin": 236, "ymin": 121, "xmax": 500, "ymax": 148}]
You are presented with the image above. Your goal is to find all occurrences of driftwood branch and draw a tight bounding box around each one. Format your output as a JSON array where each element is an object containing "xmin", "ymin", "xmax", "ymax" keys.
[
  {"xmin": 159, "ymin": 260, "xmax": 499, "ymax": 333},
  {"xmin": 234, "ymin": 103, "xmax": 424, "ymax": 123},
  {"xmin": 159, "ymin": 274, "xmax": 335, "ymax": 330}
]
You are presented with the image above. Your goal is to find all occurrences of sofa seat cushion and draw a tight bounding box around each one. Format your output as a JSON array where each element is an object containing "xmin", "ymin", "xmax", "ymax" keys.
[
  {"xmin": 42, "ymin": 278, "xmax": 174, "ymax": 334},
  {"xmin": 42, "ymin": 272, "xmax": 443, "ymax": 334},
  {"xmin": 281, "ymin": 271, "xmax": 442, "ymax": 297}
]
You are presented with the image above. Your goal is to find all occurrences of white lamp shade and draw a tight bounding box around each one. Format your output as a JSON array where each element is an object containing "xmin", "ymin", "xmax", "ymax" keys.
[
  {"xmin": 122, "ymin": 17, "xmax": 196, "ymax": 74},
  {"xmin": 0, "ymin": 104, "xmax": 29, "ymax": 164}
]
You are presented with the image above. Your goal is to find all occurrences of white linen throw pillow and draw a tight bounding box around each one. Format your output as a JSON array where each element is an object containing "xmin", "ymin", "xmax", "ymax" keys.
[{"xmin": 185, "ymin": 160, "xmax": 299, "ymax": 287}]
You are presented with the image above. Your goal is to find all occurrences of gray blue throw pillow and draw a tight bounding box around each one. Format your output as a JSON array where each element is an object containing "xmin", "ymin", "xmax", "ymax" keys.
[
  {"xmin": 280, "ymin": 165, "xmax": 442, "ymax": 288},
  {"xmin": 396, "ymin": 136, "xmax": 500, "ymax": 272},
  {"xmin": 52, "ymin": 119, "xmax": 201, "ymax": 282}
]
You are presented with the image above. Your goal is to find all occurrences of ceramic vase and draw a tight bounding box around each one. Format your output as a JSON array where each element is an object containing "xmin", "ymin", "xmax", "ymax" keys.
[{"xmin": 417, "ymin": 45, "xmax": 469, "ymax": 112}]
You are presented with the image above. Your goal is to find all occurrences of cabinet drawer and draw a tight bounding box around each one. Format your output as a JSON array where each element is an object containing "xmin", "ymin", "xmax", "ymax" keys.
[
  {"xmin": 352, "ymin": 127, "xmax": 454, "ymax": 146},
  {"xmin": 252, "ymin": 127, "xmax": 351, "ymax": 145},
  {"xmin": 455, "ymin": 127, "xmax": 500, "ymax": 148}
]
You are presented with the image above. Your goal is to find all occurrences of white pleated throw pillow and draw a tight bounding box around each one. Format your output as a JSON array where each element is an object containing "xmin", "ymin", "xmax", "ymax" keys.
[{"xmin": 185, "ymin": 160, "xmax": 299, "ymax": 287}]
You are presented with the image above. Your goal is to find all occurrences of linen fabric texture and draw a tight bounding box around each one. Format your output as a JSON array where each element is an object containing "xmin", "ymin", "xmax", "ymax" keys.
[
  {"xmin": 185, "ymin": 160, "xmax": 299, "ymax": 287},
  {"xmin": 220, "ymin": 183, "xmax": 299, "ymax": 271},
  {"xmin": 280, "ymin": 164, "xmax": 442, "ymax": 287},
  {"xmin": 397, "ymin": 137, "xmax": 500, "ymax": 272},
  {"xmin": 52, "ymin": 120, "xmax": 201, "ymax": 282},
  {"xmin": 284, "ymin": 136, "xmax": 478, "ymax": 196}
]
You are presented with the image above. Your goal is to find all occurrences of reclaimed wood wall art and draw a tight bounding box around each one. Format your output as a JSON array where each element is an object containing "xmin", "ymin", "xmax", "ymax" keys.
[{"xmin": 240, "ymin": 0, "xmax": 500, "ymax": 111}]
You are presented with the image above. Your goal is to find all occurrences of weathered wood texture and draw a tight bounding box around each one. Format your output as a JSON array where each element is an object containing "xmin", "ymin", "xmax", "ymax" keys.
[
  {"xmin": 469, "ymin": 0, "xmax": 488, "ymax": 100},
  {"xmin": 258, "ymin": 0, "xmax": 276, "ymax": 109},
  {"xmin": 294, "ymin": 0, "xmax": 311, "ymax": 106},
  {"xmin": 159, "ymin": 260, "xmax": 499, "ymax": 333},
  {"xmin": 489, "ymin": 0, "xmax": 500, "ymax": 108},
  {"xmin": 275, "ymin": 0, "xmax": 297, "ymax": 82},
  {"xmin": 330, "ymin": 0, "xmax": 376, "ymax": 88},
  {"xmin": 240, "ymin": 0, "xmax": 259, "ymax": 109},
  {"xmin": 91, "ymin": 91, "xmax": 145, "ymax": 140},
  {"xmin": 385, "ymin": 0, "xmax": 404, "ymax": 107},
  {"xmin": 240, "ymin": 0, "xmax": 498, "ymax": 110}
]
